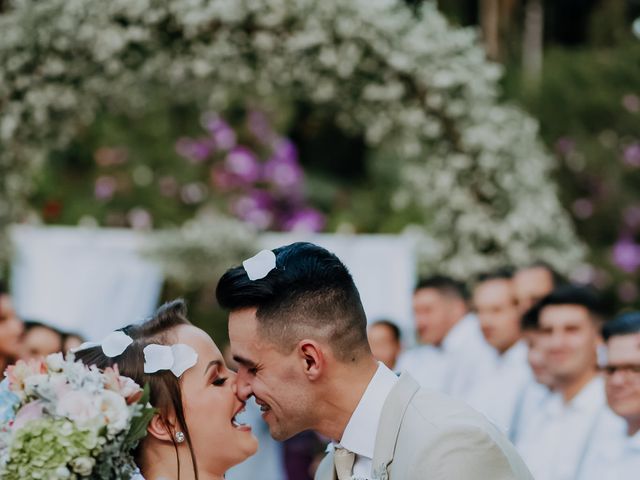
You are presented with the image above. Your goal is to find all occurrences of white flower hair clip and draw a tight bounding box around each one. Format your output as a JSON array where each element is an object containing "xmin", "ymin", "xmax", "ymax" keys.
[
  {"xmin": 242, "ymin": 249, "xmax": 277, "ymax": 280},
  {"xmin": 143, "ymin": 344, "xmax": 198, "ymax": 378},
  {"xmin": 75, "ymin": 331, "xmax": 134, "ymax": 358}
]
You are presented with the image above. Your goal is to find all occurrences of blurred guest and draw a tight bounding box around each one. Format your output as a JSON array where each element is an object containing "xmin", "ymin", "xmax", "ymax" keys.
[
  {"xmin": 509, "ymin": 305, "xmax": 556, "ymax": 443},
  {"xmin": 580, "ymin": 312, "xmax": 640, "ymax": 479},
  {"xmin": 396, "ymin": 276, "xmax": 495, "ymax": 396},
  {"xmin": 516, "ymin": 285, "xmax": 608, "ymax": 480},
  {"xmin": 62, "ymin": 332, "xmax": 84, "ymax": 353},
  {"xmin": 367, "ymin": 319, "xmax": 402, "ymax": 370},
  {"xmin": 0, "ymin": 280, "xmax": 24, "ymax": 372},
  {"xmin": 20, "ymin": 321, "xmax": 64, "ymax": 360},
  {"xmin": 466, "ymin": 269, "xmax": 532, "ymax": 436},
  {"xmin": 513, "ymin": 262, "xmax": 561, "ymax": 315}
]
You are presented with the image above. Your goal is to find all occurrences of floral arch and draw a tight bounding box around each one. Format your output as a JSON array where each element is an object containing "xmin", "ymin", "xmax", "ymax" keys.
[{"xmin": 0, "ymin": 0, "xmax": 584, "ymax": 278}]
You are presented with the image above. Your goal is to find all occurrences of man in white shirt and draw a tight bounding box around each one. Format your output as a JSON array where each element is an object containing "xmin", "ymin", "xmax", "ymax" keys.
[
  {"xmin": 367, "ymin": 320, "xmax": 402, "ymax": 371},
  {"xmin": 395, "ymin": 275, "xmax": 495, "ymax": 396},
  {"xmin": 580, "ymin": 311, "xmax": 640, "ymax": 479},
  {"xmin": 217, "ymin": 243, "xmax": 532, "ymax": 479},
  {"xmin": 467, "ymin": 269, "xmax": 533, "ymax": 437},
  {"xmin": 516, "ymin": 285, "xmax": 609, "ymax": 480},
  {"xmin": 513, "ymin": 262, "xmax": 561, "ymax": 315}
]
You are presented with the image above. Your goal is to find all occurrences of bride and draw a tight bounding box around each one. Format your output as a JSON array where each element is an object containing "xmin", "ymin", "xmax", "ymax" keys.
[{"xmin": 76, "ymin": 299, "xmax": 258, "ymax": 480}]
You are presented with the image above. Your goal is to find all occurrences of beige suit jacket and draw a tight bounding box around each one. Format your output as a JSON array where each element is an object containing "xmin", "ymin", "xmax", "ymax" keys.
[{"xmin": 315, "ymin": 373, "xmax": 532, "ymax": 480}]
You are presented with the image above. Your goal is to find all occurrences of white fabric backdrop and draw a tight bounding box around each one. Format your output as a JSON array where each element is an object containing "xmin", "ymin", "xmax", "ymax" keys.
[
  {"xmin": 9, "ymin": 227, "xmax": 416, "ymax": 344},
  {"xmin": 10, "ymin": 225, "xmax": 163, "ymax": 341}
]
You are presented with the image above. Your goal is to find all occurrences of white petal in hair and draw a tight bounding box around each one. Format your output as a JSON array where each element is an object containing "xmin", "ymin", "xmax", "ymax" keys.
[
  {"xmin": 73, "ymin": 331, "xmax": 133, "ymax": 357},
  {"xmin": 242, "ymin": 249, "xmax": 276, "ymax": 280},
  {"xmin": 143, "ymin": 344, "xmax": 198, "ymax": 378},
  {"xmin": 170, "ymin": 344, "xmax": 199, "ymax": 377},
  {"xmin": 101, "ymin": 331, "xmax": 134, "ymax": 357}
]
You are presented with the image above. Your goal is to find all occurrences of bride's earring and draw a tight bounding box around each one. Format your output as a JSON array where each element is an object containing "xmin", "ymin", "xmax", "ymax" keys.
[{"xmin": 175, "ymin": 431, "xmax": 185, "ymax": 444}]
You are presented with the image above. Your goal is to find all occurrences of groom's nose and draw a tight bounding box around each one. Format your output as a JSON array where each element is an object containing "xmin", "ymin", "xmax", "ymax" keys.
[{"xmin": 235, "ymin": 370, "xmax": 253, "ymax": 401}]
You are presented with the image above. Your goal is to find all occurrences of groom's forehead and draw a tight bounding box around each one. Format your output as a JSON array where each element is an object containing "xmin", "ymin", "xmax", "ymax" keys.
[{"xmin": 228, "ymin": 308, "xmax": 260, "ymax": 337}]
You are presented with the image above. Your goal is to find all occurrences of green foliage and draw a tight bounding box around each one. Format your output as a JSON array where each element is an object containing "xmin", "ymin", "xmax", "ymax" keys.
[{"xmin": 504, "ymin": 41, "xmax": 640, "ymax": 306}]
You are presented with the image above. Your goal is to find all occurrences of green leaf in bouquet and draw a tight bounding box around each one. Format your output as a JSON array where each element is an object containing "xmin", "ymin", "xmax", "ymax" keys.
[{"xmin": 124, "ymin": 384, "xmax": 156, "ymax": 448}]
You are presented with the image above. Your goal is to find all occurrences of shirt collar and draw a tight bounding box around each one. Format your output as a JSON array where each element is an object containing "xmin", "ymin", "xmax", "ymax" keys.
[
  {"xmin": 336, "ymin": 362, "xmax": 399, "ymax": 459},
  {"xmin": 499, "ymin": 340, "xmax": 529, "ymax": 366},
  {"xmin": 441, "ymin": 312, "xmax": 475, "ymax": 351}
]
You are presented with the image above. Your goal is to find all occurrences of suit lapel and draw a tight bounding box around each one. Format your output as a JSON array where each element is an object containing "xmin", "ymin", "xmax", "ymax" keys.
[{"xmin": 371, "ymin": 373, "xmax": 420, "ymax": 478}]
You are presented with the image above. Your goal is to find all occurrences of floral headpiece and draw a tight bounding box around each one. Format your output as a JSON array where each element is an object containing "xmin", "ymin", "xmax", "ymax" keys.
[{"xmin": 76, "ymin": 331, "xmax": 198, "ymax": 378}]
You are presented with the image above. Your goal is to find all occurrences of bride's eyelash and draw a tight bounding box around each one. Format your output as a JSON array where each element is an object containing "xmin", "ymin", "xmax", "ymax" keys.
[{"xmin": 212, "ymin": 377, "xmax": 227, "ymax": 386}]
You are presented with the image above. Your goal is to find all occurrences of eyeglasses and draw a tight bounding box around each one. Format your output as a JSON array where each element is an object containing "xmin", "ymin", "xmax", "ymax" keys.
[{"xmin": 602, "ymin": 364, "xmax": 640, "ymax": 376}]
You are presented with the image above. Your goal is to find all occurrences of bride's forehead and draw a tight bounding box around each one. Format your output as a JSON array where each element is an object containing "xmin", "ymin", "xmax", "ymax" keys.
[{"xmin": 174, "ymin": 325, "xmax": 220, "ymax": 355}]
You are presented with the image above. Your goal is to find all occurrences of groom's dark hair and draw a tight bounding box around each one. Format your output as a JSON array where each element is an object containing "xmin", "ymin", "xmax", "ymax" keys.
[{"xmin": 216, "ymin": 242, "xmax": 370, "ymax": 362}]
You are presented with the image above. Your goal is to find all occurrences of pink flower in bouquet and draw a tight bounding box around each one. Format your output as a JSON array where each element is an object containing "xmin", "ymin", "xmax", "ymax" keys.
[
  {"xmin": 12, "ymin": 401, "xmax": 44, "ymax": 430},
  {"xmin": 6, "ymin": 359, "xmax": 47, "ymax": 394},
  {"xmin": 103, "ymin": 366, "xmax": 143, "ymax": 405},
  {"xmin": 56, "ymin": 390, "xmax": 100, "ymax": 424}
]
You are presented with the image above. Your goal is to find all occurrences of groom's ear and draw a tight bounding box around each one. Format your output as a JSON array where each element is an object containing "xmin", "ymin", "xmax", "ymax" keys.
[
  {"xmin": 297, "ymin": 340, "xmax": 324, "ymax": 381},
  {"xmin": 147, "ymin": 414, "xmax": 176, "ymax": 443}
]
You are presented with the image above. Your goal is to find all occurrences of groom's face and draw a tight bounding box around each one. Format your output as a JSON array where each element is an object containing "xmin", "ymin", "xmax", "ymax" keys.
[{"xmin": 228, "ymin": 307, "xmax": 311, "ymax": 441}]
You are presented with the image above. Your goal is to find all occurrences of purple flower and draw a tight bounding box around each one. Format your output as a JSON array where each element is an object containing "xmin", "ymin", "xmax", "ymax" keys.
[
  {"xmin": 127, "ymin": 208, "xmax": 153, "ymax": 230},
  {"xmin": 281, "ymin": 208, "xmax": 325, "ymax": 233},
  {"xmin": 271, "ymin": 138, "xmax": 299, "ymax": 164},
  {"xmin": 264, "ymin": 158, "xmax": 303, "ymax": 190},
  {"xmin": 623, "ymin": 206, "xmax": 640, "ymax": 231},
  {"xmin": 225, "ymin": 146, "xmax": 261, "ymax": 184},
  {"xmin": 158, "ymin": 176, "xmax": 178, "ymax": 197},
  {"xmin": 622, "ymin": 94, "xmax": 640, "ymax": 113},
  {"xmin": 612, "ymin": 237, "xmax": 640, "ymax": 273},
  {"xmin": 175, "ymin": 138, "xmax": 214, "ymax": 163},
  {"xmin": 623, "ymin": 143, "xmax": 640, "ymax": 167},
  {"xmin": 247, "ymin": 110, "xmax": 275, "ymax": 144},
  {"xmin": 231, "ymin": 190, "xmax": 275, "ymax": 230},
  {"xmin": 94, "ymin": 176, "xmax": 117, "ymax": 200},
  {"xmin": 572, "ymin": 198, "xmax": 593, "ymax": 220},
  {"xmin": 180, "ymin": 182, "xmax": 208, "ymax": 205},
  {"xmin": 618, "ymin": 281, "xmax": 638, "ymax": 303},
  {"xmin": 555, "ymin": 137, "xmax": 575, "ymax": 156},
  {"xmin": 202, "ymin": 114, "xmax": 237, "ymax": 151}
]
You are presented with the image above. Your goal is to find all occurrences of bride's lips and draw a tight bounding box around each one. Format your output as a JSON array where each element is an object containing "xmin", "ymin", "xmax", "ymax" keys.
[{"xmin": 231, "ymin": 403, "xmax": 252, "ymax": 432}]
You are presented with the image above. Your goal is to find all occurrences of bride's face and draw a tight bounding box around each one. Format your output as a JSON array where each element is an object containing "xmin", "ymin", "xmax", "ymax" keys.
[{"xmin": 174, "ymin": 325, "xmax": 258, "ymax": 473}]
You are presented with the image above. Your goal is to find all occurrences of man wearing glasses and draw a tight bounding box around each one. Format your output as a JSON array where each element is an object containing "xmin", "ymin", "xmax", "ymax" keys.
[{"xmin": 580, "ymin": 311, "xmax": 640, "ymax": 479}]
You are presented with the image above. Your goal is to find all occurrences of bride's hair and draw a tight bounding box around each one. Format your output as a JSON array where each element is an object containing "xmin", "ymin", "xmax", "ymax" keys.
[{"xmin": 75, "ymin": 299, "xmax": 199, "ymax": 479}]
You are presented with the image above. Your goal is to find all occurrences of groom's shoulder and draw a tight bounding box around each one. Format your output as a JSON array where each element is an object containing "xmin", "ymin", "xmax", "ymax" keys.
[{"xmin": 395, "ymin": 374, "xmax": 498, "ymax": 433}]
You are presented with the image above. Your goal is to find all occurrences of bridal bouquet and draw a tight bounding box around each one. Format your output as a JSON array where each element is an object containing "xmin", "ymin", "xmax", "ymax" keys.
[{"xmin": 0, "ymin": 353, "xmax": 154, "ymax": 479}]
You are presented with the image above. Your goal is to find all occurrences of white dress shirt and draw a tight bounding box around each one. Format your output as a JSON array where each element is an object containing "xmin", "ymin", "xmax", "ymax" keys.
[
  {"xmin": 334, "ymin": 362, "xmax": 399, "ymax": 479},
  {"xmin": 465, "ymin": 340, "xmax": 533, "ymax": 437},
  {"xmin": 396, "ymin": 313, "xmax": 496, "ymax": 397},
  {"xmin": 509, "ymin": 380, "xmax": 552, "ymax": 443},
  {"xmin": 516, "ymin": 376, "xmax": 607, "ymax": 480},
  {"xmin": 579, "ymin": 408, "xmax": 640, "ymax": 480}
]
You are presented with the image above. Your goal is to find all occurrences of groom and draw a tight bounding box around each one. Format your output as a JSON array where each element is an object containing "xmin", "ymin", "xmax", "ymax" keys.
[{"xmin": 216, "ymin": 242, "xmax": 532, "ymax": 479}]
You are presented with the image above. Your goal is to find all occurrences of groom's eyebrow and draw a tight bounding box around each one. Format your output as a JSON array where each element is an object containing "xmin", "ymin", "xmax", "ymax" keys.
[{"xmin": 233, "ymin": 355, "xmax": 256, "ymax": 368}]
